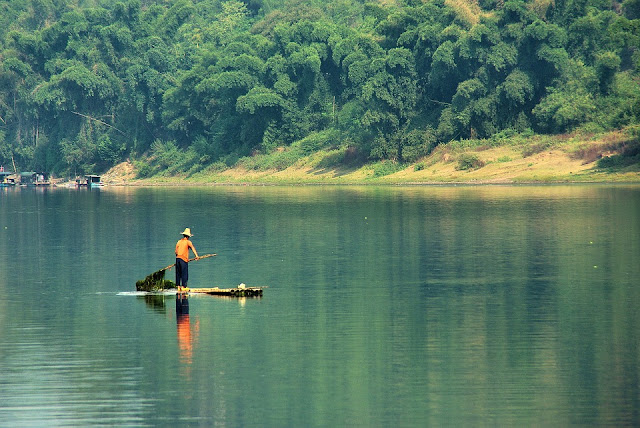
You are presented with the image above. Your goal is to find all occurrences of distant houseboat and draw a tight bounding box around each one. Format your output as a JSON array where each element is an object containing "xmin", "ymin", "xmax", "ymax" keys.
[
  {"xmin": 20, "ymin": 172, "xmax": 51, "ymax": 186},
  {"xmin": 76, "ymin": 175, "xmax": 103, "ymax": 188},
  {"xmin": 0, "ymin": 171, "xmax": 16, "ymax": 186}
]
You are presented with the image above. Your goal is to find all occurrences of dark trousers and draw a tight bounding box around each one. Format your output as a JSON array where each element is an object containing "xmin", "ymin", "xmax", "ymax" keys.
[{"xmin": 175, "ymin": 258, "xmax": 189, "ymax": 286}]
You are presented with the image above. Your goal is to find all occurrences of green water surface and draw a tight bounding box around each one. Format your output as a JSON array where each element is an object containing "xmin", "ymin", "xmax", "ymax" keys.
[{"xmin": 0, "ymin": 184, "xmax": 638, "ymax": 426}]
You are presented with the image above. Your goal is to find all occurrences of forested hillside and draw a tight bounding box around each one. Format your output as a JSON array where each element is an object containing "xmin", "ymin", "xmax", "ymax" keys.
[{"xmin": 1, "ymin": 0, "xmax": 639, "ymax": 176}]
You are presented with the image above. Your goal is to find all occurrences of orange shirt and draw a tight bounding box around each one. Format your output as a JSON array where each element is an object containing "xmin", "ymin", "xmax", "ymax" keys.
[{"xmin": 175, "ymin": 237, "xmax": 196, "ymax": 262}]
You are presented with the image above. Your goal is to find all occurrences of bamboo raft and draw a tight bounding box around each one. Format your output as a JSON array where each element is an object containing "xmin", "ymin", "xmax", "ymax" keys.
[
  {"xmin": 182, "ymin": 286, "xmax": 264, "ymax": 297},
  {"xmin": 135, "ymin": 275, "xmax": 264, "ymax": 297},
  {"xmin": 135, "ymin": 254, "xmax": 264, "ymax": 296}
]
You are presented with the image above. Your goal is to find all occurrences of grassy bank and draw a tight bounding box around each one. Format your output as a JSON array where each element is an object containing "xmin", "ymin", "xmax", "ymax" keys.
[{"xmin": 103, "ymin": 128, "xmax": 640, "ymax": 185}]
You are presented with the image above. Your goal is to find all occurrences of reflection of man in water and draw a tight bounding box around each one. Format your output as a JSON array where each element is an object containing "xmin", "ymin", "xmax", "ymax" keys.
[{"xmin": 176, "ymin": 295, "xmax": 199, "ymax": 365}]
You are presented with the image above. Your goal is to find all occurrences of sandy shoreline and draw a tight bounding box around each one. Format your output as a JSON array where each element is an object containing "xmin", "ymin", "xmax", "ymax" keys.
[{"xmin": 56, "ymin": 129, "xmax": 640, "ymax": 186}]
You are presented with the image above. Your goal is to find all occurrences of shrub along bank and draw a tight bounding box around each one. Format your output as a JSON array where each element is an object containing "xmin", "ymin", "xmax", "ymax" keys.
[{"xmin": 107, "ymin": 127, "xmax": 640, "ymax": 185}]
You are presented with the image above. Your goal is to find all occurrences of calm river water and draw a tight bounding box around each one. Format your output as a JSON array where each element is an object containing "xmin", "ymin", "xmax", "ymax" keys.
[{"xmin": 1, "ymin": 184, "xmax": 639, "ymax": 427}]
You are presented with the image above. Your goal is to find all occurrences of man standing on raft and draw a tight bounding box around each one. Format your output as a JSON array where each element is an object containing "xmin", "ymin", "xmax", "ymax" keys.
[{"xmin": 176, "ymin": 228, "xmax": 199, "ymax": 292}]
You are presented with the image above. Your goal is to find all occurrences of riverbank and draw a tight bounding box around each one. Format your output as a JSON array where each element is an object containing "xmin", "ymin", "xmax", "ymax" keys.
[{"xmin": 102, "ymin": 128, "xmax": 640, "ymax": 185}]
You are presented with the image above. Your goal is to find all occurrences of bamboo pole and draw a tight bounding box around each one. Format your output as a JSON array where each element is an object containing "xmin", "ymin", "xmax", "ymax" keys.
[
  {"xmin": 71, "ymin": 111, "xmax": 127, "ymax": 135},
  {"xmin": 159, "ymin": 253, "xmax": 216, "ymax": 272},
  {"xmin": 135, "ymin": 254, "xmax": 217, "ymax": 292}
]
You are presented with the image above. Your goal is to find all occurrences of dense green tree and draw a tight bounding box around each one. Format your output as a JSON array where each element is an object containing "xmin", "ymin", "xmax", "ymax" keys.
[
  {"xmin": 0, "ymin": 0, "xmax": 638, "ymax": 174},
  {"xmin": 532, "ymin": 59, "xmax": 598, "ymax": 132}
]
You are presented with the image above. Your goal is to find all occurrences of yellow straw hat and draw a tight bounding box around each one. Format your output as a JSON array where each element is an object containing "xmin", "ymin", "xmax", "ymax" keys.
[{"xmin": 180, "ymin": 228, "xmax": 193, "ymax": 237}]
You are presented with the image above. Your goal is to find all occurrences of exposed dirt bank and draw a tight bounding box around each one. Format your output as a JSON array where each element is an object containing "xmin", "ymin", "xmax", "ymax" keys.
[{"xmin": 103, "ymin": 130, "xmax": 640, "ymax": 185}]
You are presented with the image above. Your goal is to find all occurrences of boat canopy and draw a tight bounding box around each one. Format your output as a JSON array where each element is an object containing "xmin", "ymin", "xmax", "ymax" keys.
[{"xmin": 19, "ymin": 172, "xmax": 49, "ymax": 184}]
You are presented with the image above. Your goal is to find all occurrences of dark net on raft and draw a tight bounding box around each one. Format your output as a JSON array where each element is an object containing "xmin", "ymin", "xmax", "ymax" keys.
[
  {"xmin": 135, "ymin": 269, "xmax": 176, "ymax": 292},
  {"xmin": 135, "ymin": 254, "xmax": 215, "ymax": 291}
]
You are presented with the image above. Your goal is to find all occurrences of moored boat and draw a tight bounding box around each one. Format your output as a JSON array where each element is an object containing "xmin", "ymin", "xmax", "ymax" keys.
[
  {"xmin": 19, "ymin": 171, "xmax": 51, "ymax": 186},
  {"xmin": 0, "ymin": 171, "xmax": 16, "ymax": 187},
  {"xmin": 76, "ymin": 174, "xmax": 104, "ymax": 187},
  {"xmin": 87, "ymin": 175, "xmax": 103, "ymax": 187}
]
